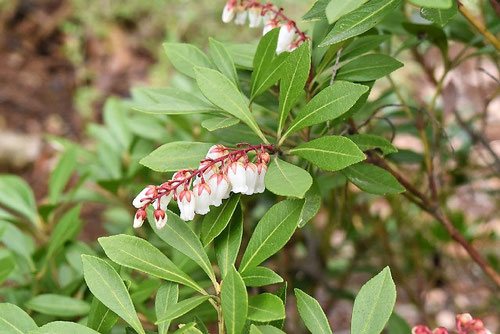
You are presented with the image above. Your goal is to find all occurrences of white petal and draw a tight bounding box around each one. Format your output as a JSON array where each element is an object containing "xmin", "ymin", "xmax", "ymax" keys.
[
  {"xmin": 222, "ymin": 4, "xmax": 235, "ymax": 23},
  {"xmin": 132, "ymin": 187, "xmax": 151, "ymax": 208},
  {"xmin": 133, "ymin": 215, "xmax": 144, "ymax": 228},
  {"xmin": 276, "ymin": 24, "xmax": 296, "ymax": 54},
  {"xmin": 234, "ymin": 10, "xmax": 248, "ymax": 25},
  {"xmin": 155, "ymin": 214, "xmax": 167, "ymax": 229},
  {"xmin": 228, "ymin": 163, "xmax": 248, "ymax": 193},
  {"xmin": 248, "ymin": 9, "xmax": 262, "ymax": 28}
]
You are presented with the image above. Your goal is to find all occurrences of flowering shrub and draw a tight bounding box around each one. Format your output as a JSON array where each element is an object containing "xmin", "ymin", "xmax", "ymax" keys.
[{"xmin": 0, "ymin": 0, "xmax": 498, "ymax": 333}]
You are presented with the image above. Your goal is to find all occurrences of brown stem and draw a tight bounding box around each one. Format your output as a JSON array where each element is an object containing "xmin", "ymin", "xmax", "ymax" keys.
[{"xmin": 457, "ymin": 1, "xmax": 500, "ymax": 51}]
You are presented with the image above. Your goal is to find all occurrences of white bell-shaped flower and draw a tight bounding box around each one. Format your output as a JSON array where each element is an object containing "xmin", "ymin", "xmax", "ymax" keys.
[
  {"xmin": 152, "ymin": 191, "xmax": 172, "ymax": 211},
  {"xmin": 276, "ymin": 23, "xmax": 296, "ymax": 54},
  {"xmin": 244, "ymin": 162, "xmax": 258, "ymax": 195},
  {"xmin": 153, "ymin": 209, "xmax": 168, "ymax": 229},
  {"xmin": 193, "ymin": 182, "xmax": 212, "ymax": 215},
  {"xmin": 132, "ymin": 185, "xmax": 156, "ymax": 208},
  {"xmin": 172, "ymin": 171, "xmax": 191, "ymax": 196},
  {"xmin": 263, "ymin": 20, "xmax": 279, "ymax": 35},
  {"xmin": 133, "ymin": 209, "xmax": 146, "ymax": 228},
  {"xmin": 254, "ymin": 163, "xmax": 267, "ymax": 193},
  {"xmin": 248, "ymin": 7, "xmax": 262, "ymax": 28},
  {"xmin": 234, "ymin": 10, "xmax": 248, "ymax": 25},
  {"xmin": 227, "ymin": 161, "xmax": 248, "ymax": 194},
  {"xmin": 178, "ymin": 190, "xmax": 196, "ymax": 221},
  {"xmin": 208, "ymin": 172, "xmax": 231, "ymax": 206},
  {"xmin": 222, "ymin": 0, "xmax": 236, "ymax": 23}
]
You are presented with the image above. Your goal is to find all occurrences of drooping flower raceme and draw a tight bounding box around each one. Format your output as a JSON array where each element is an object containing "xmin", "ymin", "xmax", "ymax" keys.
[
  {"xmin": 132, "ymin": 144, "xmax": 273, "ymax": 228},
  {"xmin": 412, "ymin": 313, "xmax": 492, "ymax": 334},
  {"xmin": 221, "ymin": 0, "xmax": 308, "ymax": 54}
]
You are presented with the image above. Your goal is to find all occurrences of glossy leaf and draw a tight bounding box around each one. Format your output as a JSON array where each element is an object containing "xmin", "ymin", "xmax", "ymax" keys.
[
  {"xmin": 0, "ymin": 303, "xmax": 38, "ymax": 333},
  {"xmin": 283, "ymin": 81, "xmax": 368, "ymax": 138},
  {"xmin": 164, "ymin": 43, "xmax": 212, "ymax": 78},
  {"xmin": 201, "ymin": 195, "xmax": 240, "ymax": 246},
  {"xmin": 156, "ymin": 283, "xmax": 179, "ymax": 334},
  {"xmin": 202, "ymin": 117, "xmax": 239, "ymax": 131},
  {"xmin": 82, "ymin": 255, "xmax": 145, "ymax": 334},
  {"xmin": 87, "ymin": 297, "xmax": 118, "ymax": 334},
  {"xmin": 30, "ymin": 322, "xmax": 99, "ymax": 334},
  {"xmin": 298, "ymin": 182, "xmax": 321, "ymax": 228},
  {"xmin": 326, "ymin": 0, "xmax": 369, "ymax": 23},
  {"xmin": 303, "ymin": 0, "xmax": 329, "ymax": 21},
  {"xmin": 209, "ymin": 38, "xmax": 239, "ymax": 86},
  {"xmin": 265, "ymin": 158, "xmax": 312, "ymax": 198},
  {"xmin": 156, "ymin": 295, "xmax": 211, "ymax": 323},
  {"xmin": 387, "ymin": 312, "xmax": 412, "ymax": 334},
  {"xmin": 320, "ymin": 0, "xmax": 401, "ymax": 46},
  {"xmin": 140, "ymin": 142, "xmax": 213, "ymax": 172},
  {"xmin": 241, "ymin": 266, "xmax": 283, "ymax": 287},
  {"xmin": 46, "ymin": 205, "xmax": 82, "ymax": 260},
  {"xmin": 343, "ymin": 163, "xmax": 405, "ymax": 195},
  {"xmin": 195, "ymin": 67, "xmax": 266, "ymax": 142},
  {"xmin": 289, "ymin": 136, "xmax": 365, "ymax": 171},
  {"xmin": 278, "ymin": 42, "xmax": 311, "ymax": 135},
  {"xmin": 347, "ymin": 134, "xmax": 397, "ymax": 155},
  {"xmin": 149, "ymin": 211, "xmax": 216, "ymax": 285},
  {"xmin": 25, "ymin": 294, "xmax": 90, "ymax": 317},
  {"xmin": 351, "ymin": 267, "xmax": 397, "ymax": 334},
  {"xmin": 295, "ymin": 289, "xmax": 332, "ymax": 334},
  {"xmin": 341, "ymin": 35, "xmax": 391, "ymax": 59},
  {"xmin": 248, "ymin": 293, "xmax": 285, "ymax": 322},
  {"xmin": 408, "ymin": 0, "xmax": 452, "ymax": 9},
  {"xmin": 99, "ymin": 234, "xmax": 203, "ymax": 293},
  {"xmin": 214, "ymin": 205, "xmax": 243, "ymax": 278},
  {"xmin": 336, "ymin": 54, "xmax": 403, "ymax": 81},
  {"xmin": 221, "ymin": 266, "xmax": 247, "ymax": 334},
  {"xmin": 0, "ymin": 175, "xmax": 38, "ymax": 226},
  {"xmin": 420, "ymin": 4, "xmax": 457, "ymax": 27},
  {"xmin": 239, "ymin": 200, "xmax": 302, "ymax": 273}
]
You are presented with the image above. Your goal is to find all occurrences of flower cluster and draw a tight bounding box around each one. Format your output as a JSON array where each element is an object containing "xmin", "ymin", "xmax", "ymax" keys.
[
  {"xmin": 132, "ymin": 144, "xmax": 273, "ymax": 229},
  {"xmin": 412, "ymin": 313, "xmax": 492, "ymax": 334},
  {"xmin": 221, "ymin": 0, "xmax": 308, "ymax": 54}
]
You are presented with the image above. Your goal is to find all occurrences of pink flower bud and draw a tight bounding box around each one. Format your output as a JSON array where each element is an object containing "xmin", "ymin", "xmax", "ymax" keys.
[
  {"xmin": 259, "ymin": 151, "xmax": 271, "ymax": 164},
  {"xmin": 193, "ymin": 181, "xmax": 212, "ymax": 215},
  {"xmin": 432, "ymin": 327, "xmax": 449, "ymax": 334},
  {"xmin": 254, "ymin": 163, "xmax": 267, "ymax": 193},
  {"xmin": 276, "ymin": 22, "xmax": 296, "ymax": 54},
  {"xmin": 132, "ymin": 185, "xmax": 157, "ymax": 208},
  {"xmin": 412, "ymin": 326, "xmax": 433, "ymax": 334},
  {"xmin": 153, "ymin": 209, "xmax": 167, "ymax": 229},
  {"xmin": 133, "ymin": 209, "xmax": 147, "ymax": 228},
  {"xmin": 227, "ymin": 161, "xmax": 248, "ymax": 194},
  {"xmin": 208, "ymin": 172, "xmax": 231, "ymax": 207},
  {"xmin": 244, "ymin": 162, "xmax": 258, "ymax": 195},
  {"xmin": 178, "ymin": 189, "xmax": 196, "ymax": 221},
  {"xmin": 222, "ymin": 0, "xmax": 237, "ymax": 23}
]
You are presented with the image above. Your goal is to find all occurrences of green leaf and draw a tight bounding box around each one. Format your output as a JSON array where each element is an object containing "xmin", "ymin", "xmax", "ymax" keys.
[
  {"xmin": 156, "ymin": 283, "xmax": 179, "ymax": 334},
  {"xmin": 132, "ymin": 88, "xmax": 220, "ymax": 115},
  {"xmin": 402, "ymin": 23, "xmax": 448, "ymax": 56},
  {"xmin": 25, "ymin": 294, "xmax": 90, "ymax": 317},
  {"xmin": 0, "ymin": 303, "xmax": 38, "ymax": 333},
  {"xmin": 289, "ymin": 136, "xmax": 365, "ymax": 171},
  {"xmin": 87, "ymin": 297, "xmax": 119, "ymax": 334},
  {"xmin": 347, "ymin": 134, "xmax": 397, "ymax": 155},
  {"xmin": 250, "ymin": 29, "xmax": 288, "ymax": 99},
  {"xmin": 30, "ymin": 322, "xmax": 99, "ymax": 334},
  {"xmin": 303, "ymin": 0, "xmax": 329, "ymax": 21},
  {"xmin": 156, "ymin": 295, "xmax": 211, "ymax": 324},
  {"xmin": 409, "ymin": 0, "xmax": 452, "ymax": 9},
  {"xmin": 99, "ymin": 234, "xmax": 204, "ymax": 293},
  {"xmin": 201, "ymin": 195, "xmax": 240, "ymax": 246},
  {"xmin": 164, "ymin": 43, "xmax": 212, "ymax": 78},
  {"xmin": 420, "ymin": 4, "xmax": 457, "ymax": 27},
  {"xmin": 48, "ymin": 148, "xmax": 78, "ymax": 203},
  {"xmin": 241, "ymin": 266, "xmax": 284, "ymax": 287},
  {"xmin": 149, "ymin": 211, "xmax": 216, "ymax": 285},
  {"xmin": 336, "ymin": 54, "xmax": 403, "ymax": 81},
  {"xmin": 320, "ymin": 0, "xmax": 402, "ymax": 46},
  {"xmin": 326, "ymin": 0, "xmax": 369, "ymax": 23},
  {"xmin": 0, "ymin": 175, "xmax": 39, "ymax": 226},
  {"xmin": 46, "ymin": 205, "xmax": 82, "ymax": 260},
  {"xmin": 172, "ymin": 323, "xmax": 204, "ymax": 334},
  {"xmin": 265, "ymin": 158, "xmax": 312, "ymax": 198},
  {"xmin": 195, "ymin": 67, "xmax": 267, "ymax": 142},
  {"xmin": 298, "ymin": 182, "xmax": 321, "ymax": 228},
  {"xmin": 224, "ymin": 42, "xmax": 257, "ymax": 69},
  {"xmin": 239, "ymin": 200, "xmax": 302, "ymax": 273},
  {"xmin": 283, "ymin": 81, "xmax": 368, "ymax": 138},
  {"xmin": 214, "ymin": 206, "xmax": 243, "ymax": 278},
  {"xmin": 140, "ymin": 142, "xmax": 213, "ymax": 172},
  {"xmin": 209, "ymin": 38, "xmax": 239, "ymax": 86},
  {"xmin": 342, "ymin": 163, "xmax": 405, "ymax": 195},
  {"xmin": 341, "ymin": 35, "xmax": 391, "ymax": 59},
  {"xmin": 0, "ymin": 252, "xmax": 15, "ymax": 284},
  {"xmin": 270, "ymin": 283, "xmax": 287, "ymax": 329},
  {"xmin": 351, "ymin": 267, "xmax": 397, "ymax": 334},
  {"xmin": 295, "ymin": 289, "xmax": 332, "ymax": 334},
  {"xmin": 278, "ymin": 42, "xmax": 311, "ymax": 135},
  {"xmin": 221, "ymin": 266, "xmax": 247, "ymax": 334},
  {"xmin": 387, "ymin": 312, "xmax": 412, "ymax": 334},
  {"xmin": 202, "ymin": 117, "xmax": 239, "ymax": 131},
  {"xmin": 248, "ymin": 294, "xmax": 285, "ymax": 322},
  {"xmin": 82, "ymin": 255, "xmax": 145, "ymax": 334},
  {"xmin": 0, "ymin": 221, "xmax": 34, "ymax": 269}
]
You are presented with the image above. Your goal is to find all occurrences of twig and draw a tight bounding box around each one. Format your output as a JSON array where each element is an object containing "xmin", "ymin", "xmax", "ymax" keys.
[{"xmin": 457, "ymin": 1, "xmax": 500, "ymax": 51}]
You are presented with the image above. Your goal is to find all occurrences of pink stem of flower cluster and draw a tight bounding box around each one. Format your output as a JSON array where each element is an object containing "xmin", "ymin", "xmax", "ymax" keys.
[
  {"xmin": 241, "ymin": 0, "xmax": 309, "ymax": 42},
  {"xmin": 149, "ymin": 144, "xmax": 275, "ymax": 203}
]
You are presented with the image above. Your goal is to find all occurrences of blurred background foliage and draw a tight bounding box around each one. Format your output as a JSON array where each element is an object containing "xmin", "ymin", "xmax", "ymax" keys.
[{"xmin": 0, "ymin": 0, "xmax": 498, "ymax": 333}]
